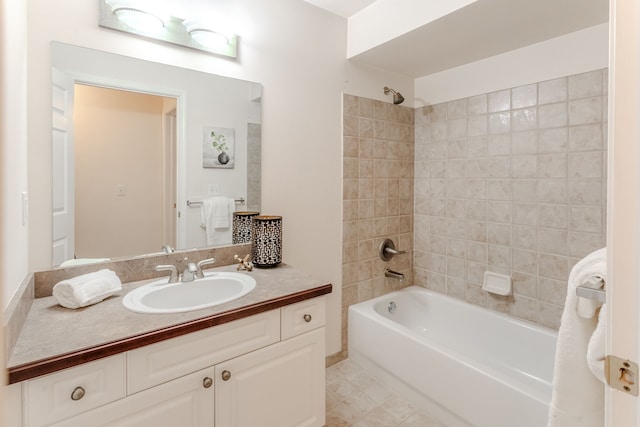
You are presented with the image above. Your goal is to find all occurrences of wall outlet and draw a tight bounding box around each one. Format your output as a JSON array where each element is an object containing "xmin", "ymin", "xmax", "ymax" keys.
[{"xmin": 116, "ymin": 184, "xmax": 127, "ymax": 196}]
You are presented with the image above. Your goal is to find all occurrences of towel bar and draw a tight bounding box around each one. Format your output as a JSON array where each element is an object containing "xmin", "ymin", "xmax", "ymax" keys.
[
  {"xmin": 187, "ymin": 198, "xmax": 245, "ymax": 207},
  {"xmin": 576, "ymin": 285, "xmax": 606, "ymax": 303}
]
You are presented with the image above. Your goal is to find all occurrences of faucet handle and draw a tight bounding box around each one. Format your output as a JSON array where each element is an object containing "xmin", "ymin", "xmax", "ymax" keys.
[
  {"xmin": 379, "ymin": 239, "xmax": 406, "ymax": 261},
  {"xmin": 155, "ymin": 265, "xmax": 179, "ymax": 283},
  {"xmin": 196, "ymin": 258, "xmax": 216, "ymax": 278}
]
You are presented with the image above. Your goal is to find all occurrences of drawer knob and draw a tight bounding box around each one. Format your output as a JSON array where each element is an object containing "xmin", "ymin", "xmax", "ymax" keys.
[
  {"xmin": 303, "ymin": 314, "xmax": 312, "ymax": 323},
  {"xmin": 221, "ymin": 370, "xmax": 231, "ymax": 381},
  {"xmin": 70, "ymin": 386, "xmax": 85, "ymax": 401},
  {"xmin": 202, "ymin": 377, "xmax": 213, "ymax": 389}
]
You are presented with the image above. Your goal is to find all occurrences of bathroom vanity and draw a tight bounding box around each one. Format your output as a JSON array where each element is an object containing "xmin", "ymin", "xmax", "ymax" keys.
[{"xmin": 6, "ymin": 263, "xmax": 331, "ymax": 427}]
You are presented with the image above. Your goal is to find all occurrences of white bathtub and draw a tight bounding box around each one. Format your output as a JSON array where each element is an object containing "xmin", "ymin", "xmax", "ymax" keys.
[{"xmin": 348, "ymin": 286, "xmax": 558, "ymax": 427}]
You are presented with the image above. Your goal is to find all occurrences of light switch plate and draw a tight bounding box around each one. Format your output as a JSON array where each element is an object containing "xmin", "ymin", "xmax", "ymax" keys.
[
  {"xmin": 208, "ymin": 184, "xmax": 223, "ymax": 196},
  {"xmin": 21, "ymin": 192, "xmax": 28, "ymax": 225}
]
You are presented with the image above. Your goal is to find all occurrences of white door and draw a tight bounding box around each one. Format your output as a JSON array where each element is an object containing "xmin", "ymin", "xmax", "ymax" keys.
[
  {"xmin": 51, "ymin": 68, "xmax": 75, "ymax": 266},
  {"xmin": 606, "ymin": 0, "xmax": 640, "ymax": 425}
]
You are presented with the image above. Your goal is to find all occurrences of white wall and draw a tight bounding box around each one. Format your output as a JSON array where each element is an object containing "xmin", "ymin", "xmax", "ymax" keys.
[
  {"xmin": 23, "ymin": 0, "xmax": 412, "ymax": 356},
  {"xmin": 348, "ymin": 0, "xmax": 477, "ymax": 58},
  {"xmin": 415, "ymin": 23, "xmax": 609, "ymax": 106},
  {"xmin": 1, "ymin": 0, "xmax": 28, "ymax": 309}
]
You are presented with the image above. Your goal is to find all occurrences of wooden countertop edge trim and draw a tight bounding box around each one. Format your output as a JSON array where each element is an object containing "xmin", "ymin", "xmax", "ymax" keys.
[{"xmin": 8, "ymin": 283, "xmax": 332, "ymax": 384}]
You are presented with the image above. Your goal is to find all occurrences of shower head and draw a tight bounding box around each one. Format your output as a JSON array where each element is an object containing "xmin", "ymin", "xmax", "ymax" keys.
[{"xmin": 384, "ymin": 86, "xmax": 405, "ymax": 105}]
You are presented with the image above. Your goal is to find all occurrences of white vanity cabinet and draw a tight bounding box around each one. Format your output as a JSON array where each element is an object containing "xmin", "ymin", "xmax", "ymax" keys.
[{"xmin": 17, "ymin": 296, "xmax": 326, "ymax": 427}]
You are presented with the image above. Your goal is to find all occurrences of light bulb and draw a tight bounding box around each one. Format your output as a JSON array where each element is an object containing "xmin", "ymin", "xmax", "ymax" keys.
[{"xmin": 114, "ymin": 8, "xmax": 165, "ymax": 34}]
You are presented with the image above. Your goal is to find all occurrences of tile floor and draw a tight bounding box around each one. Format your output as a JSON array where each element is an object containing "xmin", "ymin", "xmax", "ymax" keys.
[{"xmin": 325, "ymin": 359, "xmax": 447, "ymax": 427}]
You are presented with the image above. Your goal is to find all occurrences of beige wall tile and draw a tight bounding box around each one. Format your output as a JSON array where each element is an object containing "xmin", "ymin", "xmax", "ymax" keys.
[
  {"xmin": 538, "ymin": 77, "xmax": 568, "ymax": 105},
  {"xmin": 512, "ymin": 84, "xmax": 538, "ymax": 109},
  {"xmin": 568, "ymin": 70, "xmax": 604, "ymax": 100}
]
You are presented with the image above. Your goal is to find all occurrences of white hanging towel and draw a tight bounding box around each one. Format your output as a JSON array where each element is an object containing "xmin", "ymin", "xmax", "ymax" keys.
[
  {"xmin": 547, "ymin": 247, "xmax": 607, "ymax": 427},
  {"xmin": 200, "ymin": 197, "xmax": 235, "ymax": 245},
  {"xmin": 587, "ymin": 303, "xmax": 607, "ymax": 384}
]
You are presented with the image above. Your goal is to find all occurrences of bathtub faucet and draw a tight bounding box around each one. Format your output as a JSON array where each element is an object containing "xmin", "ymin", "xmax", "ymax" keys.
[{"xmin": 384, "ymin": 268, "xmax": 404, "ymax": 282}]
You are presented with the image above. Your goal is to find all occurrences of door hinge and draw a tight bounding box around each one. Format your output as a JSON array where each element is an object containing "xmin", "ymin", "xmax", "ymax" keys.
[{"xmin": 605, "ymin": 355, "xmax": 639, "ymax": 396}]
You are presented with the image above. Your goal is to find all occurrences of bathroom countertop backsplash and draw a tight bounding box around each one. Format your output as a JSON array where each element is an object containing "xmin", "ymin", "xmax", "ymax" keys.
[
  {"xmin": 7, "ymin": 259, "xmax": 331, "ymax": 383},
  {"xmin": 33, "ymin": 244, "xmax": 254, "ymax": 298}
]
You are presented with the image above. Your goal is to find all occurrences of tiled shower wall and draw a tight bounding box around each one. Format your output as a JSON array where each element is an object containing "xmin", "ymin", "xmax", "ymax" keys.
[
  {"xmin": 339, "ymin": 95, "xmax": 415, "ymax": 359},
  {"xmin": 414, "ymin": 69, "xmax": 608, "ymax": 329}
]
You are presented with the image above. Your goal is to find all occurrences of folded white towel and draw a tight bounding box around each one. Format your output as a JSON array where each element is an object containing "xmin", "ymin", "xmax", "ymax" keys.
[
  {"xmin": 547, "ymin": 247, "xmax": 606, "ymax": 427},
  {"xmin": 52, "ymin": 269, "xmax": 122, "ymax": 309},
  {"xmin": 200, "ymin": 196, "xmax": 230, "ymax": 228},
  {"xmin": 200, "ymin": 197, "xmax": 235, "ymax": 246}
]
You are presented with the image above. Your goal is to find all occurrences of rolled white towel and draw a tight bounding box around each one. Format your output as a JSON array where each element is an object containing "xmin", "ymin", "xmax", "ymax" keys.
[
  {"xmin": 52, "ymin": 269, "xmax": 122, "ymax": 309},
  {"xmin": 59, "ymin": 258, "xmax": 110, "ymax": 267}
]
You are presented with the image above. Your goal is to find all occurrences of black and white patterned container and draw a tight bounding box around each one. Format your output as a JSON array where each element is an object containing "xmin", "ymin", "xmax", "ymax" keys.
[
  {"xmin": 251, "ymin": 215, "xmax": 282, "ymax": 268},
  {"xmin": 232, "ymin": 211, "xmax": 260, "ymax": 244}
]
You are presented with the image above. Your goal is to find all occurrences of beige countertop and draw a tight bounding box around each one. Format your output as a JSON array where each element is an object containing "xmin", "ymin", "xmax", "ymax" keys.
[{"xmin": 8, "ymin": 263, "xmax": 332, "ymax": 383}]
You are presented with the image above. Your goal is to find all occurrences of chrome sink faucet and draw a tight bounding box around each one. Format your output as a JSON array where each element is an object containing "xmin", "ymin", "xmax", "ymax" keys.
[
  {"xmin": 181, "ymin": 263, "xmax": 199, "ymax": 282},
  {"xmin": 155, "ymin": 257, "xmax": 216, "ymax": 283}
]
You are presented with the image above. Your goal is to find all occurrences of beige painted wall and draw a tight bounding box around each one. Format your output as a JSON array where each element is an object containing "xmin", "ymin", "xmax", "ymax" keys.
[
  {"xmin": 74, "ymin": 85, "xmax": 165, "ymax": 259},
  {"xmin": 1, "ymin": 0, "xmax": 28, "ymax": 308}
]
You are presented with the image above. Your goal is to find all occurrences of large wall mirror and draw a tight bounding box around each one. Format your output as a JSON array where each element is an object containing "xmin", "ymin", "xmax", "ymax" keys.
[{"xmin": 51, "ymin": 42, "xmax": 262, "ymax": 267}]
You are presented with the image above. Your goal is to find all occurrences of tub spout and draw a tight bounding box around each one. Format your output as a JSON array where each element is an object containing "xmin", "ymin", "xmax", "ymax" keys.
[{"xmin": 384, "ymin": 268, "xmax": 404, "ymax": 282}]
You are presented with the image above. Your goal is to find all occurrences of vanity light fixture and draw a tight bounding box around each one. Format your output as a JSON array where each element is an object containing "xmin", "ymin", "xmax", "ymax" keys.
[
  {"xmin": 104, "ymin": 0, "xmax": 169, "ymax": 34},
  {"xmin": 99, "ymin": 0, "xmax": 239, "ymax": 59}
]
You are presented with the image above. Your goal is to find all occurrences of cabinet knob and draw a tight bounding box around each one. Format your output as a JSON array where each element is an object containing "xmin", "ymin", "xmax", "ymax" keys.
[
  {"xmin": 202, "ymin": 377, "xmax": 213, "ymax": 389},
  {"xmin": 70, "ymin": 386, "xmax": 86, "ymax": 401},
  {"xmin": 303, "ymin": 314, "xmax": 312, "ymax": 323},
  {"xmin": 221, "ymin": 370, "xmax": 231, "ymax": 381}
]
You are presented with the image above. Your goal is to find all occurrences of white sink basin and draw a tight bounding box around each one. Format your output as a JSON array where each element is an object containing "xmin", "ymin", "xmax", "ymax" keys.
[{"xmin": 123, "ymin": 272, "xmax": 256, "ymax": 314}]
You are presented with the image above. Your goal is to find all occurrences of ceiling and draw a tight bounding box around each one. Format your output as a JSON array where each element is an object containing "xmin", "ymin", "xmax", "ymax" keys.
[
  {"xmin": 303, "ymin": 0, "xmax": 376, "ymax": 18},
  {"xmin": 303, "ymin": 0, "xmax": 609, "ymax": 78}
]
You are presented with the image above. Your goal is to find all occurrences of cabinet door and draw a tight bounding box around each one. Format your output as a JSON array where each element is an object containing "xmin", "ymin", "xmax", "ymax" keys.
[
  {"xmin": 24, "ymin": 354, "xmax": 126, "ymax": 427},
  {"xmin": 52, "ymin": 367, "xmax": 215, "ymax": 427},
  {"xmin": 215, "ymin": 328, "xmax": 325, "ymax": 427}
]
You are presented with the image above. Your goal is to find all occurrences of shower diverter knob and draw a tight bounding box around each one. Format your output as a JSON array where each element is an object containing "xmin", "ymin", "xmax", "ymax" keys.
[{"xmin": 379, "ymin": 239, "xmax": 406, "ymax": 261}]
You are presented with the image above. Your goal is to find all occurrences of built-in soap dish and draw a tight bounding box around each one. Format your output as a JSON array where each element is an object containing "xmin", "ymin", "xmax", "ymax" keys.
[{"xmin": 482, "ymin": 271, "xmax": 512, "ymax": 296}]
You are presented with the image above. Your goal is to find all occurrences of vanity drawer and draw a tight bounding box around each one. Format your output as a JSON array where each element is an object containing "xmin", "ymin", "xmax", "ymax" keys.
[
  {"xmin": 23, "ymin": 354, "xmax": 126, "ymax": 427},
  {"xmin": 281, "ymin": 296, "xmax": 326, "ymax": 340},
  {"xmin": 127, "ymin": 309, "xmax": 280, "ymax": 394}
]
